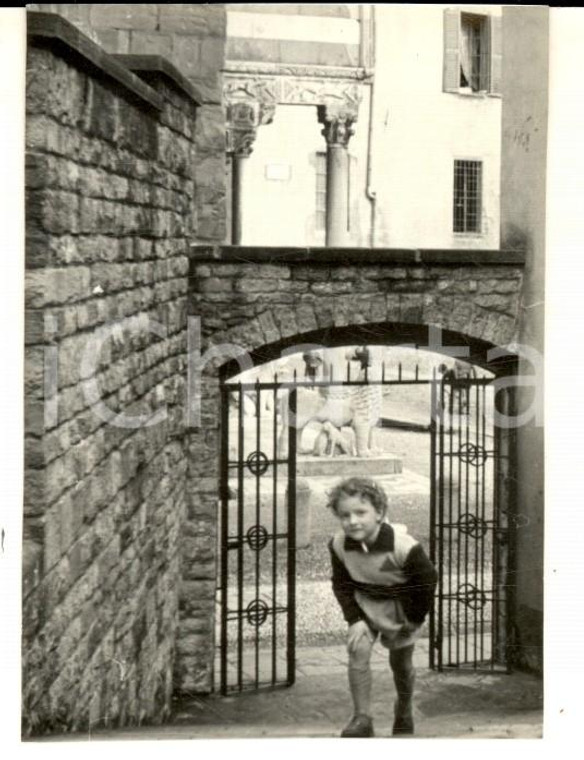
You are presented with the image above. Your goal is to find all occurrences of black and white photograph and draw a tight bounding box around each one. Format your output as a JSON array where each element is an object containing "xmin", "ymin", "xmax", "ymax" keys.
[{"xmin": 3, "ymin": 2, "xmax": 583, "ymax": 748}]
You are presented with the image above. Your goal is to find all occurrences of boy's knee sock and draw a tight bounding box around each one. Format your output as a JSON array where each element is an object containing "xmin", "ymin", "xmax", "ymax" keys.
[
  {"xmin": 389, "ymin": 650, "xmax": 415, "ymax": 715},
  {"xmin": 348, "ymin": 662, "xmax": 372, "ymax": 716},
  {"xmin": 393, "ymin": 668, "xmax": 415, "ymax": 715}
]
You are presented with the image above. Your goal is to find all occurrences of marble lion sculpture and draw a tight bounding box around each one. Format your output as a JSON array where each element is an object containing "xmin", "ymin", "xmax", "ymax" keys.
[{"xmin": 278, "ymin": 346, "xmax": 383, "ymax": 458}]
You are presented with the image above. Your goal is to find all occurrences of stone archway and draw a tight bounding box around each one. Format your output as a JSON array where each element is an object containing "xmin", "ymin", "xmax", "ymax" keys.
[{"xmin": 176, "ymin": 246, "xmax": 523, "ymax": 693}]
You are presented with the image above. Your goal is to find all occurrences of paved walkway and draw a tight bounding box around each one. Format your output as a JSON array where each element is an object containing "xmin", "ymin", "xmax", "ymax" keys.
[{"xmin": 39, "ymin": 640, "xmax": 542, "ymax": 741}]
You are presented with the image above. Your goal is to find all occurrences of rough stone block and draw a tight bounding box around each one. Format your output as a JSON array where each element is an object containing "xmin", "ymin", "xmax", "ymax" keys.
[
  {"xmin": 400, "ymin": 294, "xmax": 423, "ymax": 323},
  {"xmin": 23, "ymin": 540, "xmax": 43, "ymax": 599},
  {"xmin": 195, "ymin": 155, "xmax": 226, "ymax": 188},
  {"xmin": 25, "ymin": 267, "xmax": 90, "ymax": 308},
  {"xmin": 40, "ymin": 190, "xmax": 80, "ymax": 235},
  {"xmin": 332, "ymin": 296, "xmax": 350, "ymax": 327},
  {"xmin": 257, "ymin": 309, "xmax": 281, "ymax": 345},
  {"xmin": 474, "ymin": 294, "xmax": 515, "ymax": 315},
  {"xmin": 235, "ymin": 278, "xmax": 278, "ymax": 294},
  {"xmin": 24, "ymin": 346, "xmax": 45, "ymax": 400},
  {"xmin": 198, "ymin": 39, "xmax": 225, "ymax": 80},
  {"xmin": 43, "ymin": 506, "xmax": 62, "ymax": 571},
  {"xmin": 296, "ymin": 302, "xmax": 318, "ymax": 333},
  {"xmin": 170, "ymin": 36, "xmax": 203, "ymax": 80},
  {"xmin": 313, "ymin": 297, "xmax": 335, "ymax": 329},
  {"xmin": 24, "ymin": 399, "xmax": 45, "ymax": 437},
  {"xmin": 94, "ymin": 28, "xmax": 131, "ymax": 54},
  {"xmin": 369, "ymin": 294, "xmax": 387, "ymax": 323},
  {"xmin": 90, "ymin": 4, "xmax": 158, "ymax": 31},
  {"xmin": 195, "ymin": 106, "xmax": 225, "ymax": 152},
  {"xmin": 159, "ymin": 5, "xmax": 209, "ymax": 34}
]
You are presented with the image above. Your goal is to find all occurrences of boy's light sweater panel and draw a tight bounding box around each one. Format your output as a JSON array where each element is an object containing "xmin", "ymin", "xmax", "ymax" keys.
[{"xmin": 329, "ymin": 522, "xmax": 438, "ymax": 626}]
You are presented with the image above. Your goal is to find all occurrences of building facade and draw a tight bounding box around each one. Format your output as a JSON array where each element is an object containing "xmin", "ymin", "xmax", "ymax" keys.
[{"xmin": 224, "ymin": 4, "xmax": 502, "ymax": 249}]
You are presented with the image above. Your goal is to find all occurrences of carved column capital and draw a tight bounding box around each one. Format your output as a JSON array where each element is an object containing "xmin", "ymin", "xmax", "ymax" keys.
[
  {"xmin": 225, "ymin": 100, "xmax": 276, "ymax": 158},
  {"xmin": 317, "ymin": 104, "xmax": 357, "ymax": 148}
]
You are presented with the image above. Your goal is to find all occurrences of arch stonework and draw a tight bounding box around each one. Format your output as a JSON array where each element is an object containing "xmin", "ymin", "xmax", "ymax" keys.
[{"xmin": 176, "ymin": 245, "xmax": 524, "ymax": 692}]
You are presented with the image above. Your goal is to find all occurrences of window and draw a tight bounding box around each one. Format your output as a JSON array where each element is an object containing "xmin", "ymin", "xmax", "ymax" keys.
[
  {"xmin": 453, "ymin": 160, "xmax": 482, "ymax": 233},
  {"xmin": 443, "ymin": 9, "xmax": 501, "ymax": 96},
  {"xmin": 315, "ymin": 151, "xmax": 327, "ymax": 231},
  {"xmin": 460, "ymin": 14, "xmax": 486, "ymax": 92}
]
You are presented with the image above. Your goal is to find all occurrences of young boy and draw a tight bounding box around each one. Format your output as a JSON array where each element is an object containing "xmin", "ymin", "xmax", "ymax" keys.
[{"xmin": 328, "ymin": 477, "xmax": 438, "ymax": 738}]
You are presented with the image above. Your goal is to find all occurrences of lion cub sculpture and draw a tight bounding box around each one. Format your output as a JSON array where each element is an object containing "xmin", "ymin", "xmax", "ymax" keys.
[{"xmin": 313, "ymin": 420, "xmax": 356, "ymax": 457}]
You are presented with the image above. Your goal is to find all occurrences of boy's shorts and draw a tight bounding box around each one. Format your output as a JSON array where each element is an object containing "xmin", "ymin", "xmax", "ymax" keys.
[
  {"xmin": 370, "ymin": 622, "xmax": 421, "ymax": 651},
  {"xmin": 356, "ymin": 592, "xmax": 422, "ymax": 651}
]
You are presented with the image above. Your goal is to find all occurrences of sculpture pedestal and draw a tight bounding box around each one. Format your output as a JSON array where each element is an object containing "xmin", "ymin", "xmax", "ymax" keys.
[{"xmin": 297, "ymin": 454, "xmax": 403, "ymax": 478}]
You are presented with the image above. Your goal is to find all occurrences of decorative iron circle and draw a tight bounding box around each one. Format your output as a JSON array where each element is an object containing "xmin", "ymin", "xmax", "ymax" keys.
[
  {"xmin": 246, "ymin": 524, "xmax": 269, "ymax": 552},
  {"xmin": 457, "ymin": 512, "xmax": 488, "ymax": 538},
  {"xmin": 458, "ymin": 442, "xmax": 488, "ymax": 467},
  {"xmin": 246, "ymin": 450, "xmax": 269, "ymax": 476},
  {"xmin": 457, "ymin": 583, "xmax": 487, "ymax": 610},
  {"xmin": 246, "ymin": 598, "xmax": 269, "ymax": 628}
]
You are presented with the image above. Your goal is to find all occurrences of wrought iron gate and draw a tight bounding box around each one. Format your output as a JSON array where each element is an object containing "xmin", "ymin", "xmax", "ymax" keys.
[
  {"xmin": 218, "ymin": 380, "xmax": 297, "ymax": 694},
  {"xmin": 217, "ymin": 358, "xmax": 514, "ymax": 694},
  {"xmin": 429, "ymin": 370, "xmax": 513, "ymax": 671}
]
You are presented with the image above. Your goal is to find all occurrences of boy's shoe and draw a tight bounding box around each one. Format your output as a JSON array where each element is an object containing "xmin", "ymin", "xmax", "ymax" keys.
[
  {"xmin": 392, "ymin": 714, "xmax": 414, "ymax": 736},
  {"xmin": 341, "ymin": 714, "xmax": 375, "ymax": 738}
]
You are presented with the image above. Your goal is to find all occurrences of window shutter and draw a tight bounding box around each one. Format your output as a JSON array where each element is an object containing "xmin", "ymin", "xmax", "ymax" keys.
[
  {"xmin": 489, "ymin": 15, "xmax": 502, "ymax": 95},
  {"xmin": 443, "ymin": 9, "xmax": 461, "ymax": 93}
]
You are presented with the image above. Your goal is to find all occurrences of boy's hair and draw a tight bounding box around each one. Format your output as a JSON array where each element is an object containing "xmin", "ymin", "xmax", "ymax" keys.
[{"xmin": 327, "ymin": 477, "xmax": 389, "ymax": 518}]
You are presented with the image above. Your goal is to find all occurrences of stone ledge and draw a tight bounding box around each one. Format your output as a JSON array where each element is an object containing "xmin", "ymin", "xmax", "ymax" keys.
[
  {"xmin": 189, "ymin": 245, "xmax": 526, "ymax": 267},
  {"xmin": 27, "ymin": 11, "xmax": 163, "ymax": 112},
  {"xmin": 298, "ymin": 454, "xmax": 402, "ymax": 477},
  {"xmin": 112, "ymin": 54, "xmax": 204, "ymax": 106}
]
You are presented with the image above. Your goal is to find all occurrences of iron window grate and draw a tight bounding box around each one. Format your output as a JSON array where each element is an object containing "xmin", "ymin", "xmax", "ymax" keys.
[{"xmin": 454, "ymin": 160, "xmax": 482, "ymax": 233}]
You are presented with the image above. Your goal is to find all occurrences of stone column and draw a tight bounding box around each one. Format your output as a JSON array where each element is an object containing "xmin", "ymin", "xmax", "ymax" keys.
[
  {"xmin": 226, "ymin": 101, "xmax": 275, "ymax": 245},
  {"xmin": 318, "ymin": 105, "xmax": 357, "ymax": 247}
]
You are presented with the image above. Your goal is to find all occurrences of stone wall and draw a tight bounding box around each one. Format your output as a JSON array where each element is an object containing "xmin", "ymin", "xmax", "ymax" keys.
[
  {"xmin": 23, "ymin": 15, "xmax": 200, "ymax": 734},
  {"xmin": 29, "ymin": 3, "xmax": 228, "ymax": 245},
  {"xmin": 178, "ymin": 245, "xmax": 525, "ymax": 691}
]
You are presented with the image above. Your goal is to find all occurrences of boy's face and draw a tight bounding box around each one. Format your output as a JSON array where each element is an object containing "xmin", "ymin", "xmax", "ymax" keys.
[{"xmin": 336, "ymin": 494, "xmax": 383, "ymax": 545}]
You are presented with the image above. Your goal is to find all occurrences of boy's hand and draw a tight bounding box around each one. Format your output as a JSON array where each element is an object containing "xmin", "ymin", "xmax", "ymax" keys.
[
  {"xmin": 398, "ymin": 620, "xmax": 420, "ymax": 638},
  {"xmin": 347, "ymin": 620, "xmax": 375, "ymax": 653}
]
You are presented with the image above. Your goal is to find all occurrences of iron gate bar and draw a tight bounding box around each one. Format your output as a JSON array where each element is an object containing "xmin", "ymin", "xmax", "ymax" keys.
[
  {"xmin": 287, "ymin": 386, "xmax": 297, "ymax": 686},
  {"xmin": 429, "ymin": 373, "xmax": 437, "ymax": 670},
  {"xmin": 496, "ymin": 384, "xmax": 514, "ymax": 673},
  {"xmin": 272, "ymin": 379, "xmax": 278, "ymax": 685},
  {"xmin": 480, "ymin": 384, "xmax": 487, "ymax": 665},
  {"xmin": 438, "ymin": 378, "xmax": 445, "ymax": 671},
  {"xmin": 456, "ymin": 388, "xmax": 463, "ymax": 667},
  {"xmin": 463, "ymin": 381, "xmax": 470, "ymax": 665},
  {"xmin": 226, "ymin": 605, "xmax": 289, "ymax": 620},
  {"xmin": 473, "ymin": 382, "xmax": 479, "ymax": 667},
  {"xmin": 226, "ymin": 531, "xmax": 289, "ymax": 548},
  {"xmin": 226, "ymin": 379, "xmax": 445, "ymax": 390},
  {"xmin": 237, "ymin": 383, "xmax": 244, "ymax": 690},
  {"xmin": 493, "ymin": 393, "xmax": 501, "ymax": 668},
  {"xmin": 219, "ymin": 384, "xmax": 229, "ymax": 695},
  {"xmin": 448, "ymin": 378, "xmax": 454, "ymax": 666},
  {"xmin": 254, "ymin": 380, "xmax": 261, "ymax": 688}
]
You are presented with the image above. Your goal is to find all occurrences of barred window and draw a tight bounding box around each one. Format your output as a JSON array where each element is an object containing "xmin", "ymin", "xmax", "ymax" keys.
[
  {"xmin": 453, "ymin": 160, "xmax": 482, "ymax": 233},
  {"xmin": 315, "ymin": 151, "xmax": 327, "ymax": 231}
]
